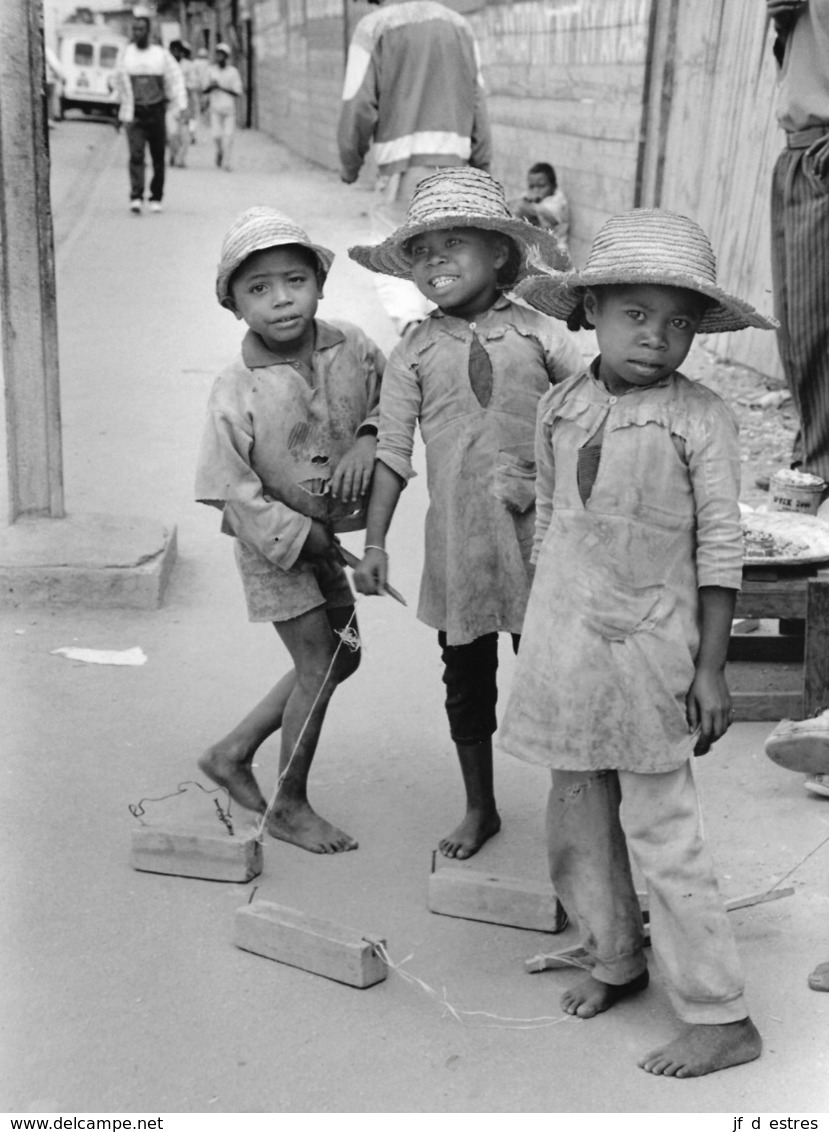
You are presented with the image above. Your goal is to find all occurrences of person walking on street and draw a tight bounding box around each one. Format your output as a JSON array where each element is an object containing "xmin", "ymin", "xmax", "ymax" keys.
[
  {"xmin": 114, "ymin": 9, "xmax": 186, "ymax": 213},
  {"xmin": 768, "ymin": 0, "xmax": 829, "ymax": 484},
  {"xmin": 204, "ymin": 43, "xmax": 243, "ymax": 171},
  {"xmin": 337, "ymin": 0, "xmax": 492, "ymax": 334}
]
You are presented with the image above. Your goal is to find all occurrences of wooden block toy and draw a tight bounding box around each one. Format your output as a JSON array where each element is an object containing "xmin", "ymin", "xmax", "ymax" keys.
[
  {"xmin": 131, "ymin": 826, "xmax": 262, "ymax": 882},
  {"xmin": 234, "ymin": 900, "xmax": 388, "ymax": 989},
  {"xmin": 428, "ymin": 867, "xmax": 568, "ymax": 933}
]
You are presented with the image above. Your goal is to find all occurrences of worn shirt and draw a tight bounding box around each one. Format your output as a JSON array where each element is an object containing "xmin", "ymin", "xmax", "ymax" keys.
[
  {"xmin": 195, "ymin": 321, "xmax": 384, "ymax": 569},
  {"xmin": 115, "ymin": 44, "xmax": 186, "ymax": 122},
  {"xmin": 776, "ymin": 0, "xmax": 829, "ymax": 132},
  {"xmin": 500, "ymin": 363, "xmax": 743, "ymax": 774},
  {"xmin": 377, "ymin": 295, "xmax": 582, "ymax": 644},
  {"xmin": 338, "ymin": 0, "xmax": 491, "ymax": 179}
]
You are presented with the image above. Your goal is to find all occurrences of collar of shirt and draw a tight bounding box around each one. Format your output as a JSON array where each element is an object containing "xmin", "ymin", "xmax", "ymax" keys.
[
  {"xmin": 426, "ymin": 293, "xmax": 512, "ymax": 342},
  {"xmin": 241, "ymin": 320, "xmax": 346, "ymax": 370}
]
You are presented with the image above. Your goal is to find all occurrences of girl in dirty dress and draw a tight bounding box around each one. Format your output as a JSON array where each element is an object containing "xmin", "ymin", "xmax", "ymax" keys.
[
  {"xmin": 500, "ymin": 210, "xmax": 776, "ymax": 1078},
  {"xmin": 350, "ymin": 168, "xmax": 582, "ymax": 860}
]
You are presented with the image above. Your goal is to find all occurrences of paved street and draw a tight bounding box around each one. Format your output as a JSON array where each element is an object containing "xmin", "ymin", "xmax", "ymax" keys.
[{"xmin": 0, "ymin": 120, "xmax": 827, "ymax": 1114}]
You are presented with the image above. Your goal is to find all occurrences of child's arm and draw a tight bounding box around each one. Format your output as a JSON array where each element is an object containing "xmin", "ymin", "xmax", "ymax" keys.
[
  {"xmin": 687, "ymin": 586, "xmax": 736, "ymax": 755},
  {"xmin": 352, "ymin": 461, "xmax": 405, "ymax": 594},
  {"xmin": 685, "ymin": 394, "xmax": 744, "ymax": 754},
  {"xmin": 532, "ymin": 393, "xmax": 556, "ymax": 567},
  {"xmin": 330, "ymin": 333, "xmax": 385, "ymax": 502}
]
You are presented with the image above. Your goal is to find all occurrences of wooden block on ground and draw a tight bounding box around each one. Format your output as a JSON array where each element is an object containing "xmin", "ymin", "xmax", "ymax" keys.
[
  {"xmin": 234, "ymin": 900, "xmax": 387, "ymax": 988},
  {"xmin": 429, "ymin": 867, "xmax": 568, "ymax": 933},
  {"xmin": 131, "ymin": 827, "xmax": 262, "ymax": 882}
]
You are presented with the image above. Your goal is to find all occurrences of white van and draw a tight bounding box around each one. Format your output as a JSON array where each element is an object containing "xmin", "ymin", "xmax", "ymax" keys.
[{"xmin": 57, "ymin": 27, "xmax": 127, "ymax": 119}]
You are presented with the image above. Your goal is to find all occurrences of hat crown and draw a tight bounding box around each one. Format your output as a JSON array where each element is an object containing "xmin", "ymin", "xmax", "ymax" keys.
[
  {"xmin": 220, "ymin": 206, "xmax": 311, "ymax": 261},
  {"xmin": 405, "ymin": 167, "xmax": 513, "ymax": 228},
  {"xmin": 215, "ymin": 206, "xmax": 334, "ymax": 305},
  {"xmin": 584, "ymin": 208, "xmax": 718, "ymax": 287}
]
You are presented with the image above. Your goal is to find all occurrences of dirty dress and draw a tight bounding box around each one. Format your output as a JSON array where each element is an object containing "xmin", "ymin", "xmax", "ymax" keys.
[
  {"xmin": 499, "ymin": 364, "xmax": 743, "ymax": 773},
  {"xmin": 195, "ymin": 322, "xmax": 384, "ymax": 570},
  {"xmin": 376, "ymin": 296, "xmax": 582, "ymax": 645}
]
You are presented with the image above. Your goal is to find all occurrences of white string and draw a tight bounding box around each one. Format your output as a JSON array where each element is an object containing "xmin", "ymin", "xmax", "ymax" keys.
[
  {"xmin": 372, "ymin": 941, "xmax": 573, "ymax": 1030},
  {"xmin": 254, "ymin": 605, "xmax": 360, "ymax": 841}
]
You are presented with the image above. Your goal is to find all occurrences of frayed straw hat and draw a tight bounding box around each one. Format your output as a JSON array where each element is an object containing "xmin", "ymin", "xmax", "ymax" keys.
[
  {"xmin": 216, "ymin": 206, "xmax": 334, "ymax": 307},
  {"xmin": 348, "ymin": 167, "xmax": 569, "ymax": 281},
  {"xmin": 515, "ymin": 208, "xmax": 777, "ymax": 334}
]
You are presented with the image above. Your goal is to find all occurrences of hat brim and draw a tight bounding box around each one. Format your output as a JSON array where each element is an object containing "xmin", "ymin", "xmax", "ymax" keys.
[
  {"xmin": 515, "ymin": 267, "xmax": 778, "ymax": 334},
  {"xmin": 348, "ymin": 214, "xmax": 569, "ymax": 282}
]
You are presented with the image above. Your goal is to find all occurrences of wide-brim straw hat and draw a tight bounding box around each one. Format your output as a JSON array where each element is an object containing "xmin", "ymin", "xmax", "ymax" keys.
[
  {"xmin": 348, "ymin": 167, "xmax": 569, "ymax": 281},
  {"xmin": 515, "ymin": 208, "xmax": 777, "ymax": 334},
  {"xmin": 216, "ymin": 206, "xmax": 334, "ymax": 306}
]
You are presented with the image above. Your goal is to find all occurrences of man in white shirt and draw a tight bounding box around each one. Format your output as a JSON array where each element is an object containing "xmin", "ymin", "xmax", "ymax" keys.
[{"xmin": 114, "ymin": 9, "xmax": 186, "ymax": 213}]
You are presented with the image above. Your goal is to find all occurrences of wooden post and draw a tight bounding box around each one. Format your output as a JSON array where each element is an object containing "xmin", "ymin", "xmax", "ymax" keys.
[
  {"xmin": 0, "ymin": 0, "xmax": 65, "ymax": 523},
  {"xmin": 805, "ymin": 574, "xmax": 829, "ymax": 716}
]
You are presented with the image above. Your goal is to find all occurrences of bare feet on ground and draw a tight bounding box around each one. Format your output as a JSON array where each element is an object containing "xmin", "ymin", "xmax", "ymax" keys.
[
  {"xmin": 266, "ymin": 800, "xmax": 358, "ymax": 854},
  {"xmin": 562, "ymin": 970, "xmax": 650, "ymax": 1018},
  {"xmin": 638, "ymin": 1017, "xmax": 762, "ymax": 1077},
  {"xmin": 439, "ymin": 807, "xmax": 501, "ymax": 859},
  {"xmin": 198, "ymin": 748, "xmax": 267, "ymax": 813}
]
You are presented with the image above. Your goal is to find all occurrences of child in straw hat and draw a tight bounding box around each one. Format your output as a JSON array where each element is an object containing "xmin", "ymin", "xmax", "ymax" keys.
[
  {"xmin": 350, "ymin": 167, "xmax": 582, "ymax": 860},
  {"xmin": 195, "ymin": 206, "xmax": 385, "ymax": 854},
  {"xmin": 499, "ymin": 208, "xmax": 777, "ymax": 1076}
]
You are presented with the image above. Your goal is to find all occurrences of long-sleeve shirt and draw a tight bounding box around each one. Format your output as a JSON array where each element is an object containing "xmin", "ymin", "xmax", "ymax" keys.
[
  {"xmin": 337, "ymin": 0, "xmax": 492, "ymax": 180},
  {"xmin": 195, "ymin": 321, "xmax": 384, "ymax": 570},
  {"xmin": 376, "ymin": 295, "xmax": 582, "ymax": 643},
  {"xmin": 115, "ymin": 43, "xmax": 186, "ymax": 123},
  {"xmin": 204, "ymin": 63, "xmax": 243, "ymax": 114},
  {"xmin": 500, "ymin": 363, "xmax": 743, "ymax": 774}
]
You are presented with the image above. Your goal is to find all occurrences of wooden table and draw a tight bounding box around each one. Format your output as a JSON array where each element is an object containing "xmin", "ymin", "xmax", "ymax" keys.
[{"xmin": 727, "ymin": 564, "xmax": 829, "ymax": 721}]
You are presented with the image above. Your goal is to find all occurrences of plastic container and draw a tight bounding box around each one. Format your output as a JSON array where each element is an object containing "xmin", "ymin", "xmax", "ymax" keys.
[{"xmin": 770, "ymin": 469, "xmax": 826, "ymax": 515}]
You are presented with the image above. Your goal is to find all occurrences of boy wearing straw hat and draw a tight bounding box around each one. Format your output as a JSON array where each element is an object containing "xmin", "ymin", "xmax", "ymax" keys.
[
  {"xmin": 350, "ymin": 167, "xmax": 582, "ymax": 860},
  {"xmin": 500, "ymin": 209, "xmax": 776, "ymax": 1076},
  {"xmin": 195, "ymin": 207, "xmax": 385, "ymax": 854}
]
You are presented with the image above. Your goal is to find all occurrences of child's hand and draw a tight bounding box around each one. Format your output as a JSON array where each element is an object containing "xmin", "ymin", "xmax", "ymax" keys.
[
  {"xmin": 686, "ymin": 666, "xmax": 733, "ymax": 756},
  {"xmin": 331, "ymin": 435, "xmax": 377, "ymax": 503},
  {"xmin": 353, "ymin": 548, "xmax": 388, "ymax": 596},
  {"xmin": 300, "ymin": 519, "xmax": 335, "ymax": 561}
]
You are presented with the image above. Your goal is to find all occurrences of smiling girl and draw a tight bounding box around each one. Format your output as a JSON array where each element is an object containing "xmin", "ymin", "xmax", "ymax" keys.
[{"xmin": 349, "ymin": 168, "xmax": 581, "ymax": 859}]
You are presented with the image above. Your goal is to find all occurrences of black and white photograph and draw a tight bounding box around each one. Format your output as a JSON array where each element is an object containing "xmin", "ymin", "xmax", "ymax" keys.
[{"xmin": 1, "ymin": 0, "xmax": 827, "ymax": 1120}]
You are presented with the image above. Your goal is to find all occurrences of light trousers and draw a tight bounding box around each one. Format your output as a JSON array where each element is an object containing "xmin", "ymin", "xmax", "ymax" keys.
[{"xmin": 547, "ymin": 761, "xmax": 749, "ymax": 1025}]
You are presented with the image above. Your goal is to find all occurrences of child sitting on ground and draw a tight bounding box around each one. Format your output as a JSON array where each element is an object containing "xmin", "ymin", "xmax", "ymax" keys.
[
  {"xmin": 510, "ymin": 162, "xmax": 569, "ymax": 253},
  {"xmin": 349, "ymin": 167, "xmax": 582, "ymax": 859},
  {"xmin": 499, "ymin": 208, "xmax": 776, "ymax": 1076},
  {"xmin": 195, "ymin": 206, "xmax": 385, "ymax": 854}
]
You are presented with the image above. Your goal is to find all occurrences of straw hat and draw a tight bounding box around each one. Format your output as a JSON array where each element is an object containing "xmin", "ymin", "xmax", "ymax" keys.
[
  {"xmin": 216, "ymin": 42, "xmax": 231, "ymax": 55},
  {"xmin": 348, "ymin": 167, "xmax": 569, "ymax": 282},
  {"xmin": 216, "ymin": 207, "xmax": 334, "ymax": 306},
  {"xmin": 515, "ymin": 208, "xmax": 777, "ymax": 334}
]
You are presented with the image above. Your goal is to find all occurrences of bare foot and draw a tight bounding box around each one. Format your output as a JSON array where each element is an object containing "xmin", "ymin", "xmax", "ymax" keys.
[
  {"xmin": 562, "ymin": 970, "xmax": 650, "ymax": 1018},
  {"xmin": 638, "ymin": 1017, "xmax": 762, "ymax": 1077},
  {"xmin": 266, "ymin": 801, "xmax": 358, "ymax": 854},
  {"xmin": 198, "ymin": 748, "xmax": 266, "ymax": 813},
  {"xmin": 439, "ymin": 807, "xmax": 501, "ymax": 859}
]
